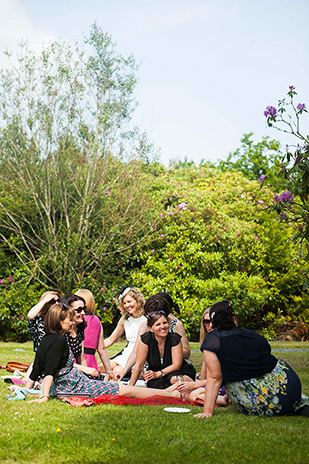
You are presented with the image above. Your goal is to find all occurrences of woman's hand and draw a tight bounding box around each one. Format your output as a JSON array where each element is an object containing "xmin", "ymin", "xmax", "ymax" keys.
[
  {"xmin": 115, "ymin": 368, "xmax": 126, "ymax": 382},
  {"xmin": 194, "ymin": 412, "xmax": 212, "ymax": 419},
  {"xmin": 176, "ymin": 381, "xmax": 196, "ymax": 393},
  {"xmin": 143, "ymin": 370, "xmax": 159, "ymax": 381},
  {"xmin": 85, "ymin": 367, "xmax": 99, "ymax": 377},
  {"xmin": 105, "ymin": 372, "xmax": 115, "ymax": 381}
]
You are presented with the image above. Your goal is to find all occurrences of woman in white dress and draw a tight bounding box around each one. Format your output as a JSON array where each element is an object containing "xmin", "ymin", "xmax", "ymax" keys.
[{"xmin": 103, "ymin": 287, "xmax": 146, "ymax": 378}]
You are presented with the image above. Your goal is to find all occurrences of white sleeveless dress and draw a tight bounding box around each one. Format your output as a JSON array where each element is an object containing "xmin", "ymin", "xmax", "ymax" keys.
[{"xmin": 111, "ymin": 315, "xmax": 147, "ymax": 367}]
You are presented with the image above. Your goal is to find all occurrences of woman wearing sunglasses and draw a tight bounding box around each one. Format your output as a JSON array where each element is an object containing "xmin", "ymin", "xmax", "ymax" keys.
[
  {"xmin": 174, "ymin": 308, "xmax": 229, "ymax": 407},
  {"xmin": 23, "ymin": 303, "xmax": 182, "ymax": 403},
  {"xmin": 129, "ymin": 298, "xmax": 196, "ymax": 389},
  {"xmin": 60, "ymin": 294, "xmax": 88, "ymax": 366}
]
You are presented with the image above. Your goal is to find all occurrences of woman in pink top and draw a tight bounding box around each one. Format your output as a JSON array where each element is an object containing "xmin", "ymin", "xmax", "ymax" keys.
[{"xmin": 75, "ymin": 289, "xmax": 113, "ymax": 379}]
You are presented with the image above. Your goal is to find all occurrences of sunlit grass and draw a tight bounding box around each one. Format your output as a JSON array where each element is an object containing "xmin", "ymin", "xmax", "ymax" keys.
[{"xmin": 0, "ymin": 341, "xmax": 308, "ymax": 464}]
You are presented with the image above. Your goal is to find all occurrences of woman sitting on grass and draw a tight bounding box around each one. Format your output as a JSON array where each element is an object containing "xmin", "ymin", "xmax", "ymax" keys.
[
  {"xmin": 27, "ymin": 290, "xmax": 61, "ymax": 352},
  {"xmin": 75, "ymin": 289, "xmax": 113, "ymax": 379},
  {"xmin": 175, "ymin": 308, "xmax": 228, "ymax": 406},
  {"xmin": 102, "ymin": 287, "xmax": 146, "ymax": 378},
  {"xmin": 115, "ymin": 293, "xmax": 191, "ymax": 381},
  {"xmin": 24, "ymin": 303, "xmax": 181, "ymax": 403},
  {"xmin": 194, "ymin": 300, "xmax": 309, "ymax": 419},
  {"xmin": 129, "ymin": 300, "xmax": 196, "ymax": 389}
]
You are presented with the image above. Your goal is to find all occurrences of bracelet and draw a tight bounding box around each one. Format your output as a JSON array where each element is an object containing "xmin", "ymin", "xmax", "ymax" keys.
[
  {"xmin": 161, "ymin": 370, "xmax": 165, "ymax": 377},
  {"xmin": 40, "ymin": 394, "xmax": 49, "ymax": 399}
]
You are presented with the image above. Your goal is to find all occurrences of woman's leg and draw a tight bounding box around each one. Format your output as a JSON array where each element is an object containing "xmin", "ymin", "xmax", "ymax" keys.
[
  {"xmin": 119, "ymin": 384, "xmax": 181, "ymax": 399},
  {"xmin": 169, "ymin": 375, "xmax": 194, "ymax": 385}
]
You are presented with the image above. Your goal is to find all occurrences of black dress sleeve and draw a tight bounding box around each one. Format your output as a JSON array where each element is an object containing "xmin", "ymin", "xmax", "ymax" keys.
[
  {"xmin": 200, "ymin": 331, "xmax": 220, "ymax": 352},
  {"xmin": 141, "ymin": 332, "xmax": 152, "ymax": 346},
  {"xmin": 168, "ymin": 332, "xmax": 182, "ymax": 347},
  {"xmin": 44, "ymin": 337, "xmax": 68, "ymax": 377}
]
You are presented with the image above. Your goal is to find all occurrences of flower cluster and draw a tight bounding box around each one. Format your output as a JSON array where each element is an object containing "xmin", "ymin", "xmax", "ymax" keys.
[
  {"xmin": 274, "ymin": 190, "xmax": 293, "ymax": 203},
  {"xmin": 258, "ymin": 174, "xmax": 266, "ymax": 183},
  {"xmin": 178, "ymin": 202, "xmax": 187, "ymax": 210},
  {"xmin": 297, "ymin": 103, "xmax": 307, "ymax": 113},
  {"xmin": 264, "ymin": 106, "xmax": 277, "ymax": 119}
]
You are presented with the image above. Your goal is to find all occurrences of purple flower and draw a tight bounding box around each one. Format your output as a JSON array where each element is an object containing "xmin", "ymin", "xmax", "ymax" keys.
[
  {"xmin": 254, "ymin": 236, "xmax": 259, "ymax": 240},
  {"xmin": 105, "ymin": 190, "xmax": 111, "ymax": 196},
  {"xmin": 264, "ymin": 106, "xmax": 277, "ymax": 118},
  {"xmin": 274, "ymin": 193, "xmax": 280, "ymax": 203},
  {"xmin": 100, "ymin": 287, "xmax": 104, "ymax": 292},
  {"xmin": 151, "ymin": 249, "xmax": 155, "ymax": 253},
  {"xmin": 102, "ymin": 306, "xmax": 107, "ymax": 312},
  {"xmin": 8, "ymin": 275, "xmax": 14, "ymax": 282},
  {"xmin": 168, "ymin": 211, "xmax": 173, "ymax": 215},
  {"xmin": 257, "ymin": 200, "xmax": 264, "ymax": 205},
  {"xmin": 258, "ymin": 174, "xmax": 266, "ymax": 183},
  {"xmin": 289, "ymin": 85, "xmax": 295, "ymax": 90},
  {"xmin": 0, "ymin": 278, "xmax": 4, "ymax": 284},
  {"xmin": 178, "ymin": 202, "xmax": 187, "ymax": 210},
  {"xmin": 206, "ymin": 265, "xmax": 209, "ymax": 269},
  {"xmin": 160, "ymin": 234, "xmax": 166, "ymax": 238},
  {"xmin": 297, "ymin": 103, "xmax": 306, "ymax": 111},
  {"xmin": 279, "ymin": 190, "xmax": 293, "ymax": 202}
]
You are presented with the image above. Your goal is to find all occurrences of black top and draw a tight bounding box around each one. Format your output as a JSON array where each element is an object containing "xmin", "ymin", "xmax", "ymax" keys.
[
  {"xmin": 141, "ymin": 332, "xmax": 182, "ymax": 371},
  {"xmin": 200, "ymin": 327, "xmax": 278, "ymax": 384},
  {"xmin": 30, "ymin": 333, "xmax": 69, "ymax": 381}
]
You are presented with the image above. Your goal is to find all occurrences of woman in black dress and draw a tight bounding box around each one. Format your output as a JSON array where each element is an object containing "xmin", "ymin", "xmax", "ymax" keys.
[{"xmin": 130, "ymin": 307, "xmax": 196, "ymax": 389}]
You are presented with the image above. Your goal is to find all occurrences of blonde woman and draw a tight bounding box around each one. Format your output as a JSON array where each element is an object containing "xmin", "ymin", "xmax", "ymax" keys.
[
  {"xmin": 175, "ymin": 308, "xmax": 228, "ymax": 407},
  {"xmin": 75, "ymin": 289, "xmax": 113, "ymax": 380},
  {"xmin": 103, "ymin": 287, "xmax": 146, "ymax": 378}
]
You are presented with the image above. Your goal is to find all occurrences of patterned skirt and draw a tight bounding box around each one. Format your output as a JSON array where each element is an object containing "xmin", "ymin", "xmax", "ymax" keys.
[
  {"xmin": 49, "ymin": 352, "xmax": 119, "ymax": 398},
  {"xmin": 225, "ymin": 359, "xmax": 308, "ymax": 416}
]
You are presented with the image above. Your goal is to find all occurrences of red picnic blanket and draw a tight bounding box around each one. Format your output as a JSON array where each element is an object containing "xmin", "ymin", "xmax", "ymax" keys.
[{"xmin": 61, "ymin": 394, "xmax": 202, "ymax": 407}]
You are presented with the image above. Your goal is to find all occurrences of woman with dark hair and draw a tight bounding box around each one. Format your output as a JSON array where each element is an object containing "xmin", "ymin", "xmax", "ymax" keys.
[
  {"xmin": 22, "ymin": 303, "xmax": 182, "ymax": 403},
  {"xmin": 129, "ymin": 309, "xmax": 195, "ymax": 389},
  {"xmin": 115, "ymin": 292, "xmax": 191, "ymax": 381},
  {"xmin": 60, "ymin": 294, "xmax": 87, "ymax": 365},
  {"xmin": 75, "ymin": 289, "xmax": 113, "ymax": 378},
  {"xmin": 27, "ymin": 291, "xmax": 61, "ymax": 352},
  {"xmin": 195, "ymin": 300, "xmax": 309, "ymax": 418}
]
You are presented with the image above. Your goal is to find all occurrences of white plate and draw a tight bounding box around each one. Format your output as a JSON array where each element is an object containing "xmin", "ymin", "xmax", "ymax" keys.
[{"xmin": 163, "ymin": 407, "xmax": 191, "ymax": 413}]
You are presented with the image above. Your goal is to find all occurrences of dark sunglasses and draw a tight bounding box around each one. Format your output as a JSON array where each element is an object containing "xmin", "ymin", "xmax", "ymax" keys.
[
  {"xmin": 147, "ymin": 310, "xmax": 166, "ymax": 320},
  {"xmin": 203, "ymin": 319, "xmax": 211, "ymax": 325},
  {"xmin": 75, "ymin": 306, "xmax": 86, "ymax": 314}
]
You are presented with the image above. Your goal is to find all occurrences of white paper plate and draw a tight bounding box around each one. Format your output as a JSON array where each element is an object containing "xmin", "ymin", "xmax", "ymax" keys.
[{"xmin": 163, "ymin": 407, "xmax": 191, "ymax": 413}]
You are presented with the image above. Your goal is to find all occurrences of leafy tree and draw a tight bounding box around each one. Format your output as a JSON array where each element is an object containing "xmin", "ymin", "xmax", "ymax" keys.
[
  {"xmin": 0, "ymin": 24, "xmax": 156, "ymax": 295},
  {"xmin": 217, "ymin": 132, "xmax": 284, "ymax": 189}
]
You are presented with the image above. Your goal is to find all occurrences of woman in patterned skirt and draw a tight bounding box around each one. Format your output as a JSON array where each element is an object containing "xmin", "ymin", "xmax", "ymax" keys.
[
  {"xmin": 194, "ymin": 300, "xmax": 309, "ymax": 419},
  {"xmin": 25, "ymin": 303, "xmax": 181, "ymax": 403}
]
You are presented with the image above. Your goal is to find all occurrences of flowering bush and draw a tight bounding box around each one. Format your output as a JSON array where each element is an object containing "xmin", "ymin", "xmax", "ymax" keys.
[
  {"xmin": 263, "ymin": 86, "xmax": 309, "ymax": 251},
  {"xmin": 131, "ymin": 167, "xmax": 309, "ymax": 339}
]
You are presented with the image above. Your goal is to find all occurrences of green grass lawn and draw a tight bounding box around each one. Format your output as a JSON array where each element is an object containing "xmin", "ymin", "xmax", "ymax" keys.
[{"xmin": 0, "ymin": 341, "xmax": 308, "ymax": 464}]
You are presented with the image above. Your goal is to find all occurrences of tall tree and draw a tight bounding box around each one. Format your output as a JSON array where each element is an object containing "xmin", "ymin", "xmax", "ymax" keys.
[{"xmin": 0, "ymin": 24, "xmax": 156, "ymax": 292}]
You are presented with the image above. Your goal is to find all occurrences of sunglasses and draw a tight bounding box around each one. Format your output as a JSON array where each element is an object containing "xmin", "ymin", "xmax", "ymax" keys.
[
  {"xmin": 203, "ymin": 319, "xmax": 211, "ymax": 325},
  {"xmin": 147, "ymin": 310, "xmax": 166, "ymax": 320},
  {"xmin": 75, "ymin": 306, "xmax": 86, "ymax": 314}
]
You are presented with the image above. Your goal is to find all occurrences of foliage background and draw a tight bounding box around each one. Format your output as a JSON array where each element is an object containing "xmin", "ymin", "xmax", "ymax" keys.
[{"xmin": 0, "ymin": 27, "xmax": 308, "ymax": 342}]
